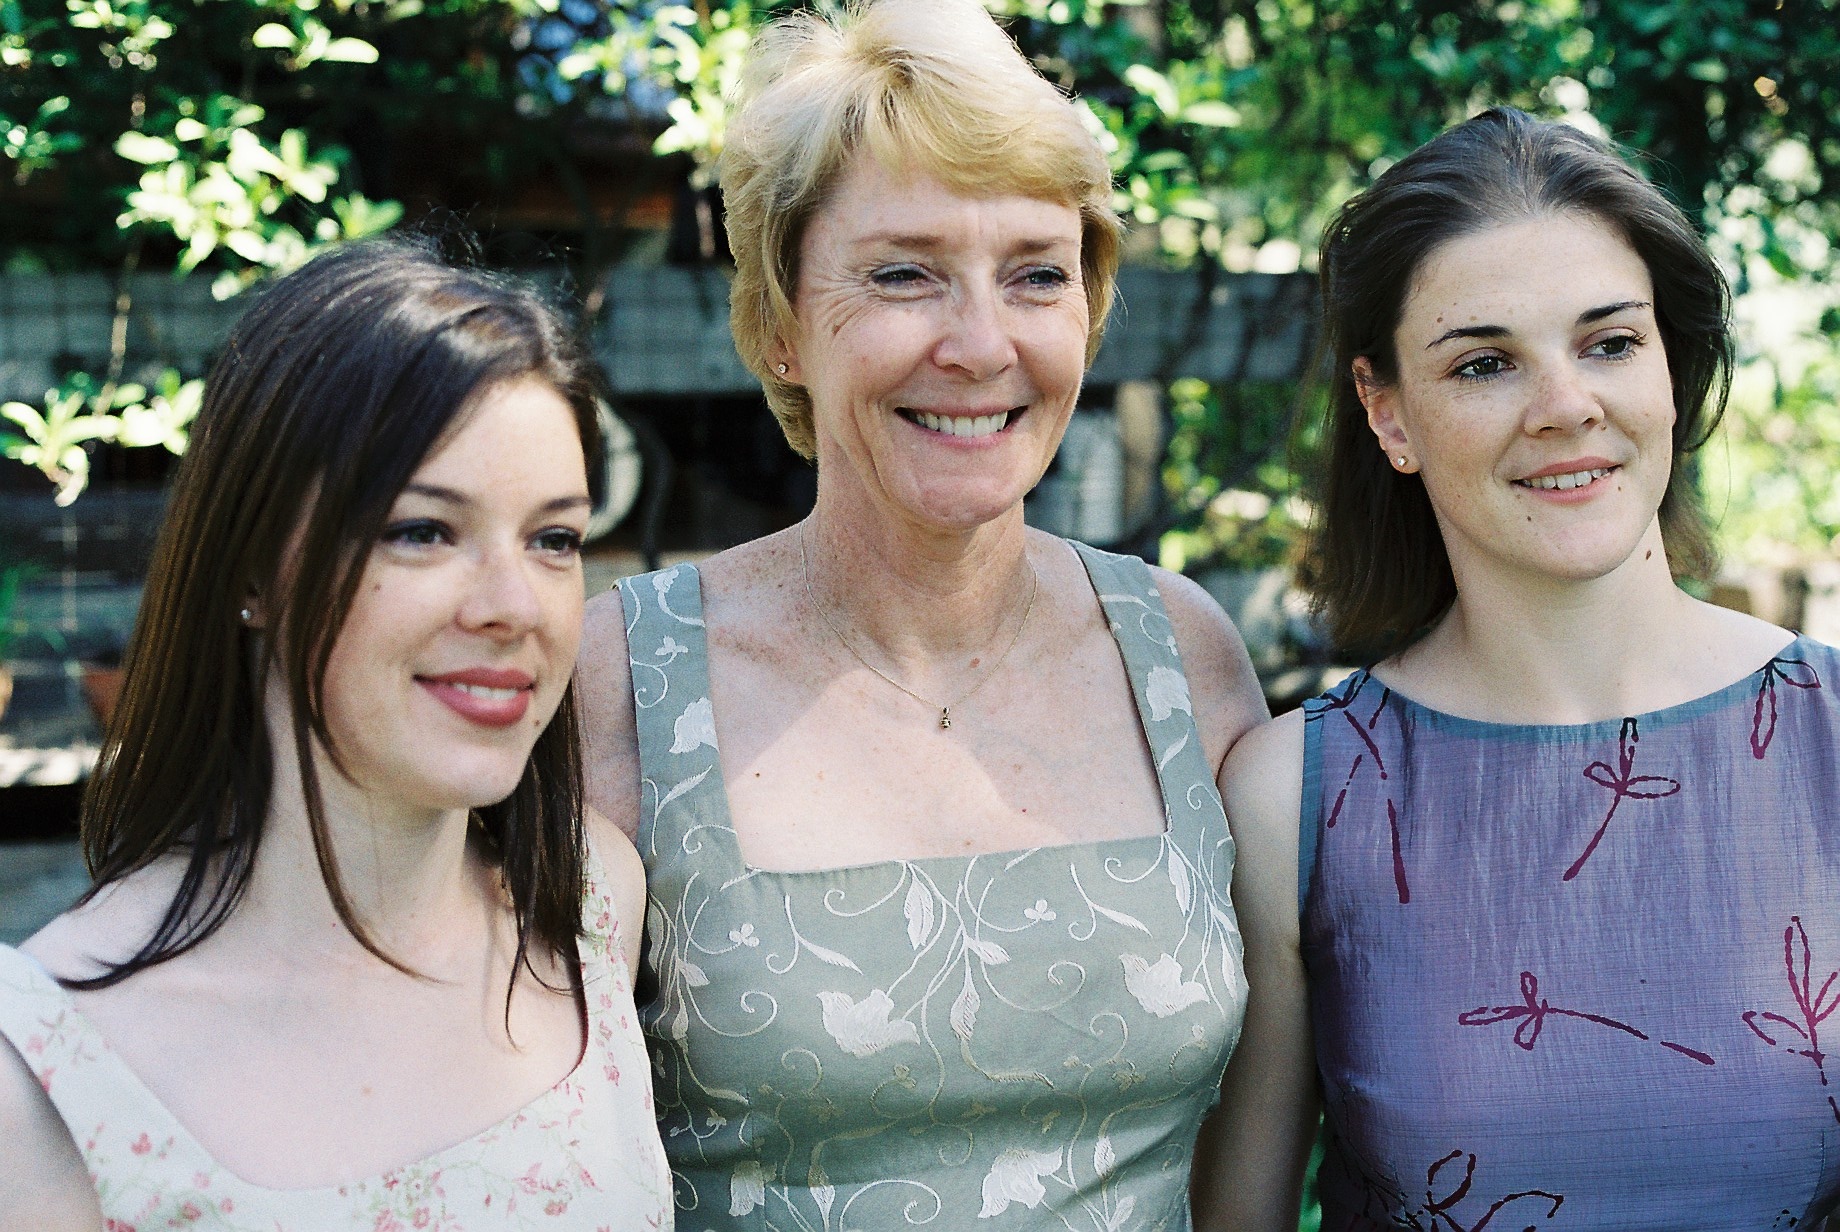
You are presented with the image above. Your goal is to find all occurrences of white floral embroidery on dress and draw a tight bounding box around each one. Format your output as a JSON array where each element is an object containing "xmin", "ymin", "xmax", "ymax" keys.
[
  {"xmin": 730, "ymin": 1159, "xmax": 771, "ymax": 1216},
  {"xmin": 670, "ymin": 696, "xmax": 718, "ymax": 755},
  {"xmin": 625, "ymin": 544, "xmax": 1249, "ymax": 1232},
  {"xmin": 816, "ymin": 989, "xmax": 921, "ymax": 1057},
  {"xmin": 1145, "ymin": 666, "xmax": 1192, "ymax": 721},
  {"xmin": 979, "ymin": 1147, "xmax": 1064, "ymax": 1216},
  {"xmin": 1120, "ymin": 952, "xmax": 1209, "ymax": 1018}
]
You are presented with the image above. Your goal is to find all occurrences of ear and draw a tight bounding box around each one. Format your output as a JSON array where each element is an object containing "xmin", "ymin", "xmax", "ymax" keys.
[
  {"xmin": 240, "ymin": 591, "xmax": 267, "ymax": 631},
  {"xmin": 1353, "ymin": 357, "xmax": 1413, "ymax": 470},
  {"xmin": 767, "ymin": 334, "xmax": 801, "ymax": 385}
]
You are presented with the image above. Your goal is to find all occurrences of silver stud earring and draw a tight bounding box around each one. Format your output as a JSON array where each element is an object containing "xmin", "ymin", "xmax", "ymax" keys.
[
  {"xmin": 239, "ymin": 607, "xmax": 254, "ymax": 624},
  {"xmin": 1396, "ymin": 456, "xmax": 1410, "ymax": 469},
  {"xmin": 775, "ymin": 363, "xmax": 789, "ymax": 376}
]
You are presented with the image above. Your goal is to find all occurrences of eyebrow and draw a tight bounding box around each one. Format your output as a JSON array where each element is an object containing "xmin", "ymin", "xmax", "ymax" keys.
[
  {"xmin": 1424, "ymin": 300, "xmax": 1652, "ymax": 349},
  {"xmin": 855, "ymin": 233, "xmax": 1076, "ymax": 255},
  {"xmin": 401, "ymin": 483, "xmax": 591, "ymax": 514}
]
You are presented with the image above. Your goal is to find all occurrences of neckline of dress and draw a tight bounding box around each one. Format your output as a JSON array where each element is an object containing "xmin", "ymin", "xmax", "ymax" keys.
[
  {"xmin": 1348, "ymin": 632, "xmax": 1811, "ymax": 737},
  {"xmin": 669, "ymin": 543, "xmax": 1185, "ymax": 880},
  {"xmin": 0, "ymin": 844, "xmax": 617, "ymax": 1197}
]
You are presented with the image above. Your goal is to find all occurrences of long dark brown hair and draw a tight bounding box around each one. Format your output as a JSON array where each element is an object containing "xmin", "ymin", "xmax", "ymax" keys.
[
  {"xmin": 1308, "ymin": 107, "xmax": 1733, "ymax": 660},
  {"xmin": 72, "ymin": 237, "xmax": 602, "ymax": 993}
]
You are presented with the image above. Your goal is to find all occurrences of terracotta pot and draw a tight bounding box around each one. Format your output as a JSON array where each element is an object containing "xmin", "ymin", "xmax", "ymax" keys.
[{"xmin": 80, "ymin": 664, "xmax": 125, "ymax": 733}]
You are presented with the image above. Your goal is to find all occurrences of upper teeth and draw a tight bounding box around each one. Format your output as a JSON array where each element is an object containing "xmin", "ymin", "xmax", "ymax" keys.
[
  {"xmin": 911, "ymin": 411, "xmax": 1010, "ymax": 437},
  {"xmin": 1523, "ymin": 467, "xmax": 1611, "ymax": 491},
  {"xmin": 451, "ymin": 682, "xmax": 519, "ymax": 700}
]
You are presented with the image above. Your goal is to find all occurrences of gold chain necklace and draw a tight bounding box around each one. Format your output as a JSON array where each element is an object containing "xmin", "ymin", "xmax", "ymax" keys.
[{"xmin": 799, "ymin": 523, "xmax": 1039, "ymax": 730}]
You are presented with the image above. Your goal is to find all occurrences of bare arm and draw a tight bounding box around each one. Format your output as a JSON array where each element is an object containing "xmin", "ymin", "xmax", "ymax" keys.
[
  {"xmin": 577, "ymin": 588, "xmax": 643, "ymax": 841},
  {"xmin": 1152, "ymin": 566, "xmax": 1270, "ymax": 773},
  {"xmin": 0, "ymin": 1032, "xmax": 103, "ymax": 1231},
  {"xmin": 1192, "ymin": 710, "xmax": 1319, "ymax": 1231}
]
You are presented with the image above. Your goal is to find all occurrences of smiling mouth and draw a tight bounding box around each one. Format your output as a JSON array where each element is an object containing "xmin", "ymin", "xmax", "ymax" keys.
[
  {"xmin": 416, "ymin": 669, "xmax": 535, "ymax": 729},
  {"xmin": 900, "ymin": 409, "xmax": 1018, "ymax": 438},
  {"xmin": 1515, "ymin": 466, "xmax": 1615, "ymax": 492},
  {"xmin": 444, "ymin": 681, "xmax": 523, "ymax": 701}
]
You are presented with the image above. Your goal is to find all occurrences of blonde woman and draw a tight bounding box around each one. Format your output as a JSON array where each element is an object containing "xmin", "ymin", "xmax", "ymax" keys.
[{"xmin": 576, "ymin": 1, "xmax": 1268, "ymax": 1226}]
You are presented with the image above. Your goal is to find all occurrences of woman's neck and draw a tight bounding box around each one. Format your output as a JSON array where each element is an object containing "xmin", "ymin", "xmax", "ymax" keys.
[
  {"xmin": 228, "ymin": 729, "xmax": 490, "ymax": 972},
  {"xmin": 1384, "ymin": 523, "xmax": 1779, "ymax": 724},
  {"xmin": 800, "ymin": 495, "xmax": 1039, "ymax": 671}
]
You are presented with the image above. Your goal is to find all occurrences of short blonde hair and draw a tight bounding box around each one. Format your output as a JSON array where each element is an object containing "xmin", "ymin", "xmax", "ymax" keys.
[{"xmin": 720, "ymin": 0, "xmax": 1122, "ymax": 459}]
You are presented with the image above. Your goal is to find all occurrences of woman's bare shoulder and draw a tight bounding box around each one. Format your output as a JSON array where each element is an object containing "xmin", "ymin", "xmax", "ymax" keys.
[
  {"xmin": 1222, "ymin": 708, "xmax": 1306, "ymax": 824},
  {"xmin": 22, "ymin": 861, "xmax": 183, "ymax": 983},
  {"xmin": 1221, "ymin": 709, "xmax": 1306, "ymax": 857},
  {"xmin": 577, "ymin": 588, "xmax": 642, "ymax": 840},
  {"xmin": 1148, "ymin": 563, "xmax": 1271, "ymax": 770},
  {"xmin": 584, "ymin": 809, "xmax": 648, "ymax": 973}
]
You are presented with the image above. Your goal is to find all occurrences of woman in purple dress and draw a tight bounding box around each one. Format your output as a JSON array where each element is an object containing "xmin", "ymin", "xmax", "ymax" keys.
[{"xmin": 1197, "ymin": 107, "xmax": 1840, "ymax": 1229}]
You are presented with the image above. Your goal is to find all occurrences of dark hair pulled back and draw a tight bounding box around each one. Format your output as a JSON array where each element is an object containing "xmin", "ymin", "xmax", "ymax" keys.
[{"xmin": 1310, "ymin": 106, "xmax": 1732, "ymax": 659}]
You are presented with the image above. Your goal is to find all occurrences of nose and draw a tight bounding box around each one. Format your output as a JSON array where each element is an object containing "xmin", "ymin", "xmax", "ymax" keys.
[
  {"xmin": 934, "ymin": 283, "xmax": 1018, "ymax": 381},
  {"xmin": 1524, "ymin": 359, "xmax": 1604, "ymax": 436},
  {"xmin": 458, "ymin": 543, "xmax": 543, "ymax": 638}
]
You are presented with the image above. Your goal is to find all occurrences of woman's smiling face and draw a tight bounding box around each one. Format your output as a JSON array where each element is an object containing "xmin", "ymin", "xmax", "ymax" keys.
[
  {"xmin": 778, "ymin": 155, "xmax": 1089, "ymax": 532},
  {"xmin": 308, "ymin": 377, "xmax": 591, "ymax": 816},
  {"xmin": 1358, "ymin": 210, "xmax": 1678, "ymax": 590}
]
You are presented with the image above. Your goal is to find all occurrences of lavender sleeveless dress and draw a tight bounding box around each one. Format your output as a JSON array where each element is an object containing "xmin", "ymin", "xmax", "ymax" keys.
[{"xmin": 1301, "ymin": 636, "xmax": 1840, "ymax": 1229}]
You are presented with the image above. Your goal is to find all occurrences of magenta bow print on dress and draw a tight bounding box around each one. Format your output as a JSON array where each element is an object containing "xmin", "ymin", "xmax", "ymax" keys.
[
  {"xmin": 1744, "ymin": 915, "xmax": 1840, "ymax": 1124},
  {"xmin": 1459, "ymin": 969, "xmax": 1715, "ymax": 1065},
  {"xmin": 1750, "ymin": 655, "xmax": 1822, "ymax": 760},
  {"xmin": 1305, "ymin": 672, "xmax": 1412, "ymax": 904},
  {"xmin": 1563, "ymin": 717, "xmax": 1681, "ymax": 882}
]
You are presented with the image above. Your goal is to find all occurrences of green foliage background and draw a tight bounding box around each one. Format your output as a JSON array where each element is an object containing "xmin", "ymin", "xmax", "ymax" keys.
[{"xmin": 3, "ymin": 0, "xmax": 1837, "ymax": 552}]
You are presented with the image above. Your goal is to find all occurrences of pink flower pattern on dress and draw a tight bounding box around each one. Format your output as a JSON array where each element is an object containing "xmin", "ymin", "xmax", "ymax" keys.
[{"xmin": 0, "ymin": 840, "xmax": 670, "ymax": 1231}]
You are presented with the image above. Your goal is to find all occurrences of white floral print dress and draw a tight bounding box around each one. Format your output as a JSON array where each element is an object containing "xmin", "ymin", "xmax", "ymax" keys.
[
  {"xmin": 620, "ymin": 541, "xmax": 1248, "ymax": 1232},
  {"xmin": 0, "ymin": 838, "xmax": 672, "ymax": 1231}
]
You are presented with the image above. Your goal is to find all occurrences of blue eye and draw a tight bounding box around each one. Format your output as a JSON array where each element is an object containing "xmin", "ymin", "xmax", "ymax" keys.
[
  {"xmin": 382, "ymin": 519, "xmax": 450, "ymax": 548},
  {"xmin": 871, "ymin": 265, "xmax": 927, "ymax": 288},
  {"xmin": 1022, "ymin": 266, "xmax": 1070, "ymax": 288}
]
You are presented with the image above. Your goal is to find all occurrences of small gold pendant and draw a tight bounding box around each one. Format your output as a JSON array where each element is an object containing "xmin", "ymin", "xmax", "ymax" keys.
[{"xmin": 939, "ymin": 708, "xmax": 952, "ymax": 730}]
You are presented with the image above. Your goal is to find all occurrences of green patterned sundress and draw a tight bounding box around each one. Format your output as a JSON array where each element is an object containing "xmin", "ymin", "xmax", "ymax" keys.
[{"xmin": 619, "ymin": 540, "xmax": 1246, "ymax": 1232}]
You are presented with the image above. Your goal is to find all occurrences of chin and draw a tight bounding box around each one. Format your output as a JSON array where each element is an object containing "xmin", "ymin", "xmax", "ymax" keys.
[
  {"xmin": 385, "ymin": 754, "xmax": 536, "ymax": 815},
  {"xmin": 904, "ymin": 481, "xmax": 1034, "ymax": 530}
]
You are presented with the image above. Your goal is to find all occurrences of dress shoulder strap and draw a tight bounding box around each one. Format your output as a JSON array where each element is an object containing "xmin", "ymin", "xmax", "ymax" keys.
[
  {"xmin": 0, "ymin": 944, "xmax": 214, "ymax": 1179},
  {"xmin": 616, "ymin": 562, "xmax": 731, "ymax": 866},
  {"xmin": 575, "ymin": 833, "xmax": 639, "ymax": 1051},
  {"xmin": 1070, "ymin": 540, "xmax": 1226, "ymax": 841}
]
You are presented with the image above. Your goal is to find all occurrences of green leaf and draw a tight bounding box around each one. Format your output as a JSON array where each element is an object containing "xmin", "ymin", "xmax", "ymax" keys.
[
  {"xmin": 1123, "ymin": 64, "xmax": 1179, "ymax": 117},
  {"xmin": 251, "ymin": 23, "xmax": 296, "ymax": 50},
  {"xmin": 321, "ymin": 37, "xmax": 379, "ymax": 63},
  {"xmin": 1181, "ymin": 100, "xmax": 1241, "ymax": 128},
  {"xmin": 115, "ymin": 131, "xmax": 179, "ymax": 165}
]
